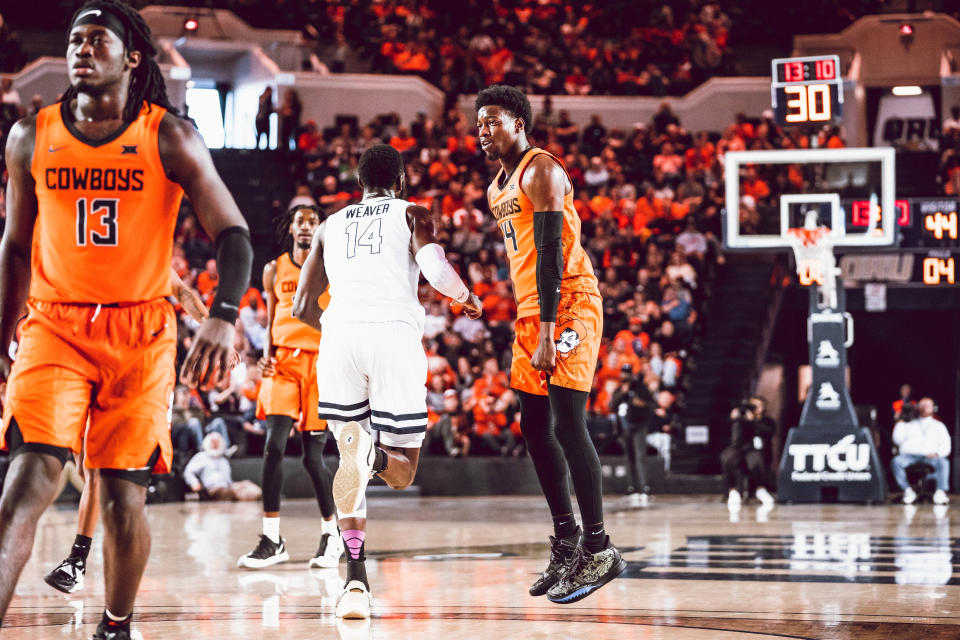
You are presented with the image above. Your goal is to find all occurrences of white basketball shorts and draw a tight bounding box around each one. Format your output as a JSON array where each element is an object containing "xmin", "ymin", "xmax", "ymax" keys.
[{"xmin": 315, "ymin": 320, "xmax": 428, "ymax": 448}]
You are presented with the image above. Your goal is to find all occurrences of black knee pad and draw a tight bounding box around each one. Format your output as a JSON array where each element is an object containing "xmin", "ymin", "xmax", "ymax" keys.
[
  {"xmin": 4, "ymin": 417, "xmax": 70, "ymax": 467},
  {"xmin": 99, "ymin": 446, "xmax": 161, "ymax": 487}
]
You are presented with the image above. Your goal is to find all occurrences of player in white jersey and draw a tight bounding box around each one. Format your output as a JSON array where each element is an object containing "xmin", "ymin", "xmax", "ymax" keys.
[{"xmin": 293, "ymin": 144, "xmax": 481, "ymax": 619}]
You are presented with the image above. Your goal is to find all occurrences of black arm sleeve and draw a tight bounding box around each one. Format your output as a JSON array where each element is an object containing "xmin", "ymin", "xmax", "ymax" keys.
[
  {"xmin": 209, "ymin": 226, "xmax": 253, "ymax": 324},
  {"xmin": 533, "ymin": 210, "xmax": 564, "ymax": 323}
]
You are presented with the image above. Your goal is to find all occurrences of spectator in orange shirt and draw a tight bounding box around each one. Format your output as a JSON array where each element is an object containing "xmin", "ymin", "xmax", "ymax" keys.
[
  {"xmin": 239, "ymin": 286, "xmax": 265, "ymax": 312},
  {"xmin": 297, "ymin": 120, "xmax": 322, "ymax": 153},
  {"xmin": 482, "ymin": 280, "xmax": 517, "ymax": 325},
  {"xmin": 741, "ymin": 165, "xmax": 771, "ymax": 201},
  {"xmin": 389, "ymin": 125, "xmax": 418, "ymax": 155},
  {"xmin": 615, "ymin": 316, "xmax": 651, "ymax": 357},
  {"xmin": 428, "ymin": 148, "xmax": 458, "ymax": 183},
  {"xmin": 685, "ymin": 131, "xmax": 716, "ymax": 171},
  {"xmin": 196, "ymin": 258, "xmax": 219, "ymax": 304},
  {"xmin": 634, "ymin": 185, "xmax": 664, "ymax": 233}
]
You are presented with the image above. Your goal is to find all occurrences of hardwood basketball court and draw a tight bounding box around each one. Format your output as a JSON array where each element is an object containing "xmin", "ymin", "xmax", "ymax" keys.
[{"xmin": 3, "ymin": 495, "xmax": 959, "ymax": 639}]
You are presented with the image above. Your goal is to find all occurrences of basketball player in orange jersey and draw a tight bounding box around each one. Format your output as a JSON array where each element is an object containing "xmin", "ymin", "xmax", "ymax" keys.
[
  {"xmin": 0, "ymin": 2, "xmax": 253, "ymax": 638},
  {"xmin": 43, "ymin": 269, "xmax": 208, "ymax": 595},
  {"xmin": 476, "ymin": 85, "xmax": 625, "ymax": 603},
  {"xmin": 237, "ymin": 204, "xmax": 342, "ymax": 570}
]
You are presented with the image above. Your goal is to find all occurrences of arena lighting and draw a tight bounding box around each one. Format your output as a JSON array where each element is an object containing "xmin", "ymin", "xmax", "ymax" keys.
[
  {"xmin": 892, "ymin": 85, "xmax": 922, "ymax": 96},
  {"xmin": 898, "ymin": 23, "xmax": 913, "ymax": 35},
  {"xmin": 184, "ymin": 17, "xmax": 198, "ymax": 31}
]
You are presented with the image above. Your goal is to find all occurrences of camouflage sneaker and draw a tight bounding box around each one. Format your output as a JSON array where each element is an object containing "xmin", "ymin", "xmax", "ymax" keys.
[
  {"xmin": 546, "ymin": 537, "xmax": 626, "ymax": 604},
  {"xmin": 529, "ymin": 528, "xmax": 581, "ymax": 596}
]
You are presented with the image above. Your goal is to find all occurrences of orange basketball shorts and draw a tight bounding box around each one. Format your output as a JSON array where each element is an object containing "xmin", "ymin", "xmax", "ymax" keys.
[
  {"xmin": 256, "ymin": 346, "xmax": 327, "ymax": 431},
  {"xmin": 1, "ymin": 298, "xmax": 176, "ymax": 472},
  {"xmin": 511, "ymin": 292, "xmax": 603, "ymax": 396}
]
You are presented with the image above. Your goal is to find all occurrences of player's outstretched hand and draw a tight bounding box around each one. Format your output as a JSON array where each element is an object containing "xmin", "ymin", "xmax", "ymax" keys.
[
  {"xmin": 181, "ymin": 317, "xmax": 235, "ymax": 388},
  {"xmin": 457, "ymin": 293, "xmax": 483, "ymax": 319},
  {"xmin": 258, "ymin": 355, "xmax": 277, "ymax": 377},
  {"xmin": 530, "ymin": 333, "xmax": 557, "ymax": 372}
]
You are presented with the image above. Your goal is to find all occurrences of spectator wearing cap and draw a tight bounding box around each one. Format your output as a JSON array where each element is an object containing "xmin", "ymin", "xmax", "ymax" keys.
[{"xmin": 184, "ymin": 432, "xmax": 262, "ymax": 501}]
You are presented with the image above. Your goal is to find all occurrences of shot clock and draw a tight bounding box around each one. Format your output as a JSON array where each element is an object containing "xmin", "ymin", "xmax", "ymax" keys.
[{"xmin": 771, "ymin": 55, "xmax": 843, "ymax": 126}]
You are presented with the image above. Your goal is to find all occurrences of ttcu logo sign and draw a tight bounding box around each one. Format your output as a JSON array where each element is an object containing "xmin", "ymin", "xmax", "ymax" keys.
[{"xmin": 791, "ymin": 435, "xmax": 869, "ymax": 472}]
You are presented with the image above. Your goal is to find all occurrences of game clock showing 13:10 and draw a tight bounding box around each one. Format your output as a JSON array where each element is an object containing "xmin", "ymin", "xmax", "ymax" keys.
[{"xmin": 771, "ymin": 55, "xmax": 843, "ymax": 126}]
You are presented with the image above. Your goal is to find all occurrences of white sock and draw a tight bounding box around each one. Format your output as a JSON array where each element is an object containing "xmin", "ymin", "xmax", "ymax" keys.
[
  {"xmin": 263, "ymin": 516, "xmax": 280, "ymax": 544},
  {"xmin": 321, "ymin": 517, "xmax": 339, "ymax": 537},
  {"xmin": 105, "ymin": 609, "xmax": 129, "ymax": 622}
]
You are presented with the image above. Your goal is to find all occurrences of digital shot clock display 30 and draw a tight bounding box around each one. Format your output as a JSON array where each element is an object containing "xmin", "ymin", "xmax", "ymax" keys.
[{"xmin": 771, "ymin": 55, "xmax": 843, "ymax": 126}]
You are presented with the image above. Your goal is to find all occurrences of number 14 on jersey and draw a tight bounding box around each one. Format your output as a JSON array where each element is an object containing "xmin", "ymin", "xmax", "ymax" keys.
[{"xmin": 345, "ymin": 218, "xmax": 383, "ymax": 258}]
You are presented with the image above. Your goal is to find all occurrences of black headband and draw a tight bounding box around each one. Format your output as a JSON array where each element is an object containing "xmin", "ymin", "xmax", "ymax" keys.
[{"xmin": 71, "ymin": 6, "xmax": 129, "ymax": 47}]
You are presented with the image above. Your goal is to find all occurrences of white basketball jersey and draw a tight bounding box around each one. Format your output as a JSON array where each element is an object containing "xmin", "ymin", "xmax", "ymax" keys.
[{"xmin": 320, "ymin": 196, "xmax": 425, "ymax": 332}]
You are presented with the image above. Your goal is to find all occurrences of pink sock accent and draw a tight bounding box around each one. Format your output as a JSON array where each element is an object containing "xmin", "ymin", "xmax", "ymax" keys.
[{"xmin": 343, "ymin": 529, "xmax": 365, "ymax": 559}]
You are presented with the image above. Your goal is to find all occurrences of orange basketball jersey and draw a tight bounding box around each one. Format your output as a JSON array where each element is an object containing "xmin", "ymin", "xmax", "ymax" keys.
[
  {"xmin": 30, "ymin": 102, "xmax": 183, "ymax": 304},
  {"xmin": 487, "ymin": 148, "xmax": 600, "ymax": 319},
  {"xmin": 271, "ymin": 251, "xmax": 328, "ymax": 351}
]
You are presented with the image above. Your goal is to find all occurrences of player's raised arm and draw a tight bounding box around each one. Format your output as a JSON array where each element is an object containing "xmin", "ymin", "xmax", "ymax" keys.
[
  {"xmin": 170, "ymin": 268, "xmax": 208, "ymax": 324},
  {"xmin": 0, "ymin": 117, "xmax": 39, "ymax": 380},
  {"xmin": 292, "ymin": 222, "xmax": 327, "ymax": 331},
  {"xmin": 159, "ymin": 114, "xmax": 252, "ymax": 387},
  {"xmin": 520, "ymin": 154, "xmax": 568, "ymax": 372},
  {"xmin": 408, "ymin": 205, "xmax": 482, "ymax": 318}
]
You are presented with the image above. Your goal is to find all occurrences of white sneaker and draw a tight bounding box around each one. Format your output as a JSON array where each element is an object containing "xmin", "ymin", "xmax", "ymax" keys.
[
  {"xmin": 727, "ymin": 489, "xmax": 742, "ymax": 510},
  {"xmin": 903, "ymin": 486, "xmax": 917, "ymax": 505},
  {"xmin": 336, "ymin": 580, "xmax": 372, "ymax": 619},
  {"xmin": 627, "ymin": 492, "xmax": 649, "ymax": 507},
  {"xmin": 309, "ymin": 533, "xmax": 344, "ymax": 569},
  {"xmin": 933, "ymin": 489, "xmax": 950, "ymax": 505},
  {"xmin": 334, "ymin": 422, "xmax": 376, "ymax": 515},
  {"xmin": 756, "ymin": 487, "xmax": 775, "ymax": 507}
]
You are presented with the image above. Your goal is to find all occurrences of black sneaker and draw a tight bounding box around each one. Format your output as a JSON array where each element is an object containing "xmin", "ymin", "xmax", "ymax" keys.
[
  {"xmin": 529, "ymin": 528, "xmax": 581, "ymax": 596},
  {"xmin": 91, "ymin": 620, "xmax": 132, "ymax": 639},
  {"xmin": 546, "ymin": 537, "xmax": 626, "ymax": 604},
  {"xmin": 237, "ymin": 535, "xmax": 290, "ymax": 569},
  {"xmin": 43, "ymin": 556, "xmax": 85, "ymax": 594}
]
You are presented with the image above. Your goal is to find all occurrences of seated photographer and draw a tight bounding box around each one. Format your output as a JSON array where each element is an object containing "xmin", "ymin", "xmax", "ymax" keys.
[
  {"xmin": 184, "ymin": 433, "xmax": 262, "ymax": 502},
  {"xmin": 721, "ymin": 397, "xmax": 776, "ymax": 509},
  {"xmin": 891, "ymin": 397, "xmax": 951, "ymax": 505}
]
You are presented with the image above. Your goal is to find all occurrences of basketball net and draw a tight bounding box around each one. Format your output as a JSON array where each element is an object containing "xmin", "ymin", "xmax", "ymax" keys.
[{"xmin": 786, "ymin": 226, "xmax": 838, "ymax": 309}]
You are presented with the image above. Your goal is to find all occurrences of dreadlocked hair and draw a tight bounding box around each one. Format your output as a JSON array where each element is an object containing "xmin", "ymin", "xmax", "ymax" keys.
[
  {"xmin": 60, "ymin": 0, "xmax": 179, "ymax": 122},
  {"xmin": 273, "ymin": 204, "xmax": 322, "ymax": 249}
]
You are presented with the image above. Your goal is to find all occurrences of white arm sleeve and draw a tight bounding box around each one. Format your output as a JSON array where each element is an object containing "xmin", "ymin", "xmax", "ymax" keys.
[{"xmin": 415, "ymin": 243, "xmax": 470, "ymax": 303}]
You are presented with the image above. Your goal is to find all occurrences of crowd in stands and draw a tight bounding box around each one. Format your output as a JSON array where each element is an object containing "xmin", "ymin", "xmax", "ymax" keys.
[
  {"xmin": 354, "ymin": 1, "xmax": 734, "ymax": 97},
  {"xmin": 0, "ymin": 64, "xmax": 853, "ymax": 470}
]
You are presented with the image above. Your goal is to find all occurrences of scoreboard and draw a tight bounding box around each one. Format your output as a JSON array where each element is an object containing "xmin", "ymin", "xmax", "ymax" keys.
[
  {"xmin": 837, "ymin": 198, "xmax": 959, "ymax": 288},
  {"xmin": 771, "ymin": 55, "xmax": 843, "ymax": 126}
]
